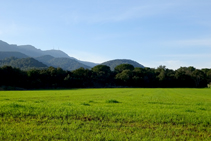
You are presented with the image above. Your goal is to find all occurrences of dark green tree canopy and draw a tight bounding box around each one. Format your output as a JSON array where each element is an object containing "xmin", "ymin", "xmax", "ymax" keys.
[
  {"xmin": 91, "ymin": 65, "xmax": 111, "ymax": 73},
  {"xmin": 0, "ymin": 65, "xmax": 210, "ymax": 89},
  {"xmin": 114, "ymin": 64, "xmax": 134, "ymax": 73}
]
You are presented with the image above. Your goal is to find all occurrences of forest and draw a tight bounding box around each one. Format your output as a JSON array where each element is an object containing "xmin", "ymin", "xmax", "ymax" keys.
[{"xmin": 0, "ymin": 64, "xmax": 211, "ymax": 90}]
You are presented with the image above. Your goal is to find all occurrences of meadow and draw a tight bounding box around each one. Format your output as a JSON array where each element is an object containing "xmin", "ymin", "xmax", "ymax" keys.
[{"xmin": 0, "ymin": 88, "xmax": 211, "ymax": 140}]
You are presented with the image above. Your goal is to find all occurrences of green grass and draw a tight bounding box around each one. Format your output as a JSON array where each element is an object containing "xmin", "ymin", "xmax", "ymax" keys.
[{"xmin": 0, "ymin": 88, "xmax": 211, "ymax": 140}]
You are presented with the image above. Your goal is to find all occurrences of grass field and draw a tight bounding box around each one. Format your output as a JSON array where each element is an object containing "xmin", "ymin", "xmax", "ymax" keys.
[{"xmin": 0, "ymin": 88, "xmax": 211, "ymax": 140}]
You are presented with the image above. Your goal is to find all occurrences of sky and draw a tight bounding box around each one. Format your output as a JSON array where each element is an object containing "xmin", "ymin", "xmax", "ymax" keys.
[{"xmin": 0, "ymin": 0, "xmax": 211, "ymax": 69}]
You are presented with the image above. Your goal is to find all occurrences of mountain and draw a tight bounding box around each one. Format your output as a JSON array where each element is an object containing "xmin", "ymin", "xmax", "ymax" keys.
[
  {"xmin": 35, "ymin": 55, "xmax": 91, "ymax": 71},
  {"xmin": 101, "ymin": 59, "xmax": 144, "ymax": 71},
  {"xmin": 0, "ymin": 40, "xmax": 97, "ymax": 67},
  {"xmin": 0, "ymin": 40, "xmax": 73, "ymax": 58},
  {"xmin": 0, "ymin": 40, "xmax": 71, "ymax": 58},
  {"xmin": 0, "ymin": 40, "xmax": 145, "ymax": 70},
  {"xmin": 0, "ymin": 41, "xmax": 44, "ymax": 57},
  {"xmin": 0, "ymin": 57, "xmax": 47, "ymax": 70},
  {"xmin": 0, "ymin": 50, "xmax": 92, "ymax": 71},
  {"xmin": 0, "ymin": 51, "xmax": 28, "ymax": 60},
  {"xmin": 35, "ymin": 55, "xmax": 55, "ymax": 66}
]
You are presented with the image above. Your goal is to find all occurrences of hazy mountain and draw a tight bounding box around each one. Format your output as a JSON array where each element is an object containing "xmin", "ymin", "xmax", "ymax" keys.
[
  {"xmin": 44, "ymin": 49, "xmax": 72, "ymax": 58},
  {"xmin": 0, "ymin": 57, "xmax": 47, "ymax": 70},
  {"xmin": 0, "ymin": 40, "xmax": 145, "ymax": 70},
  {"xmin": 0, "ymin": 40, "xmax": 17, "ymax": 51},
  {"xmin": 35, "ymin": 55, "xmax": 55, "ymax": 66},
  {"xmin": 0, "ymin": 40, "xmax": 72, "ymax": 58},
  {"xmin": 101, "ymin": 59, "xmax": 144, "ymax": 71},
  {"xmin": 0, "ymin": 40, "xmax": 98, "ymax": 67},
  {"xmin": 35, "ymin": 55, "xmax": 91, "ymax": 71},
  {"xmin": 0, "ymin": 51, "xmax": 28, "ymax": 60}
]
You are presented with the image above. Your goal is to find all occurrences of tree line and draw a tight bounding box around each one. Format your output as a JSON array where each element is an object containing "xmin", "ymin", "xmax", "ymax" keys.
[{"xmin": 0, "ymin": 64, "xmax": 211, "ymax": 90}]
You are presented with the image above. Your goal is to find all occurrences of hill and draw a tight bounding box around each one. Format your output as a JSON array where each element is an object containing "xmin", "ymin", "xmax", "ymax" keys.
[
  {"xmin": 0, "ymin": 51, "xmax": 28, "ymax": 60},
  {"xmin": 35, "ymin": 55, "xmax": 55, "ymax": 66},
  {"xmin": 35, "ymin": 55, "xmax": 90, "ymax": 71},
  {"xmin": 0, "ymin": 57, "xmax": 47, "ymax": 70},
  {"xmin": 0, "ymin": 40, "xmax": 98, "ymax": 67},
  {"xmin": 0, "ymin": 40, "xmax": 71, "ymax": 58},
  {"xmin": 101, "ymin": 59, "xmax": 144, "ymax": 70}
]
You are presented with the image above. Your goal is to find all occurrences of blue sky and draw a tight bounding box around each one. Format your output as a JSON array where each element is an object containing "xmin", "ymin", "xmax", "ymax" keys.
[{"xmin": 0, "ymin": 0, "xmax": 211, "ymax": 69}]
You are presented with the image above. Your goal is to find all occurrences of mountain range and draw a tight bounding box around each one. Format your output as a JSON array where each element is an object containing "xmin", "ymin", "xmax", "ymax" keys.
[
  {"xmin": 0, "ymin": 40, "xmax": 97, "ymax": 67},
  {"xmin": 35, "ymin": 55, "xmax": 90, "ymax": 71},
  {"xmin": 0, "ymin": 57, "xmax": 47, "ymax": 70},
  {"xmin": 0, "ymin": 40, "xmax": 144, "ymax": 70}
]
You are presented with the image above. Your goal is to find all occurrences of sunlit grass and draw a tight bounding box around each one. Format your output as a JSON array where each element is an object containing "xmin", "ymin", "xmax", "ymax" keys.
[{"xmin": 0, "ymin": 88, "xmax": 211, "ymax": 140}]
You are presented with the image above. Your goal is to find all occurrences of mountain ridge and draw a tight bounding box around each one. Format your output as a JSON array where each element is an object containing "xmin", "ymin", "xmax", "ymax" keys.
[
  {"xmin": 0, "ymin": 40, "xmax": 145, "ymax": 70},
  {"xmin": 35, "ymin": 55, "xmax": 91, "ymax": 71},
  {"xmin": 0, "ymin": 40, "xmax": 97, "ymax": 67}
]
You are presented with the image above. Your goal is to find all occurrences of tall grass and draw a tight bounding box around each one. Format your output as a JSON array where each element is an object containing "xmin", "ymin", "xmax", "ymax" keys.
[{"xmin": 0, "ymin": 88, "xmax": 211, "ymax": 140}]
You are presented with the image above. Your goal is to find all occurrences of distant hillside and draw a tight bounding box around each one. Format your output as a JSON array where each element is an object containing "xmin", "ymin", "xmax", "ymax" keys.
[
  {"xmin": 101, "ymin": 59, "xmax": 144, "ymax": 70},
  {"xmin": 0, "ymin": 40, "xmax": 98, "ymax": 67},
  {"xmin": 0, "ymin": 40, "xmax": 71, "ymax": 58},
  {"xmin": 35, "ymin": 55, "xmax": 90, "ymax": 71},
  {"xmin": 0, "ymin": 57, "xmax": 47, "ymax": 70},
  {"xmin": 0, "ymin": 51, "xmax": 28, "ymax": 60},
  {"xmin": 35, "ymin": 55, "xmax": 54, "ymax": 66}
]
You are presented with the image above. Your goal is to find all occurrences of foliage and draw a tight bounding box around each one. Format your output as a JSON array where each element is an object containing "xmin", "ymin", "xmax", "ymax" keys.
[
  {"xmin": 0, "ymin": 64, "xmax": 211, "ymax": 89},
  {"xmin": 91, "ymin": 65, "xmax": 111, "ymax": 73},
  {"xmin": 0, "ymin": 57, "xmax": 47, "ymax": 70},
  {"xmin": 114, "ymin": 64, "xmax": 134, "ymax": 73}
]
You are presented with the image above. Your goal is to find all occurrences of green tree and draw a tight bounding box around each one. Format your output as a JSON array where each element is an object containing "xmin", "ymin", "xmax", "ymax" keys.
[
  {"xmin": 175, "ymin": 67, "xmax": 195, "ymax": 87},
  {"xmin": 92, "ymin": 65, "xmax": 111, "ymax": 73},
  {"xmin": 91, "ymin": 65, "xmax": 113, "ymax": 87},
  {"xmin": 114, "ymin": 64, "xmax": 134, "ymax": 73},
  {"xmin": 0, "ymin": 66, "xmax": 27, "ymax": 89},
  {"xmin": 115, "ymin": 70, "xmax": 133, "ymax": 86},
  {"xmin": 192, "ymin": 69, "xmax": 206, "ymax": 87},
  {"xmin": 72, "ymin": 67, "xmax": 93, "ymax": 87}
]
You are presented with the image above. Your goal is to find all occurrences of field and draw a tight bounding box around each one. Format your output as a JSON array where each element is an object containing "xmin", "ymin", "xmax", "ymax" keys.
[{"xmin": 0, "ymin": 88, "xmax": 211, "ymax": 140}]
